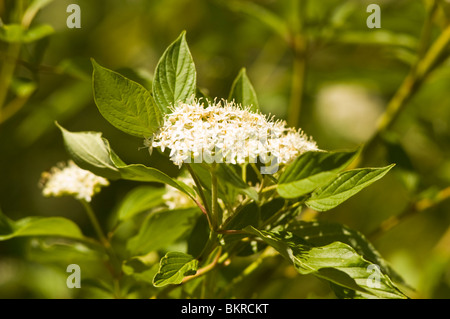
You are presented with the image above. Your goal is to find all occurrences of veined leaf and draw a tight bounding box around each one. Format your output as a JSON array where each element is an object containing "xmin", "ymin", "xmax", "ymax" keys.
[
  {"xmin": 126, "ymin": 208, "xmax": 201, "ymax": 256},
  {"xmin": 92, "ymin": 59, "xmax": 163, "ymax": 137},
  {"xmin": 153, "ymin": 252, "xmax": 198, "ymax": 287},
  {"xmin": 153, "ymin": 31, "xmax": 196, "ymax": 113},
  {"xmin": 288, "ymin": 220, "xmax": 407, "ymax": 286},
  {"xmin": 277, "ymin": 150, "xmax": 358, "ymax": 199},
  {"xmin": 57, "ymin": 124, "xmax": 195, "ymax": 197},
  {"xmin": 245, "ymin": 226, "xmax": 407, "ymax": 299},
  {"xmin": 228, "ymin": 68, "xmax": 259, "ymax": 112},
  {"xmin": 57, "ymin": 123, "xmax": 121, "ymax": 180},
  {"xmin": 0, "ymin": 210, "xmax": 84, "ymax": 241},
  {"xmin": 305, "ymin": 164, "xmax": 395, "ymax": 211}
]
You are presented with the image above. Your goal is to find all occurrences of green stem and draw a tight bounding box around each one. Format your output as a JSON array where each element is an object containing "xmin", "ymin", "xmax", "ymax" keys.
[
  {"xmin": 369, "ymin": 186, "xmax": 450, "ymax": 240},
  {"xmin": 260, "ymin": 184, "xmax": 277, "ymax": 193},
  {"xmin": 185, "ymin": 163, "xmax": 213, "ymax": 228},
  {"xmin": 210, "ymin": 163, "xmax": 219, "ymax": 231},
  {"xmin": 241, "ymin": 163, "xmax": 248, "ymax": 183},
  {"xmin": 288, "ymin": 36, "xmax": 306, "ymax": 128},
  {"xmin": 80, "ymin": 199, "xmax": 122, "ymax": 297},
  {"xmin": 219, "ymin": 247, "xmax": 276, "ymax": 297},
  {"xmin": 80, "ymin": 200, "xmax": 109, "ymax": 247},
  {"xmin": 358, "ymin": 22, "xmax": 450, "ymax": 167},
  {"xmin": 287, "ymin": 0, "xmax": 306, "ymax": 128}
]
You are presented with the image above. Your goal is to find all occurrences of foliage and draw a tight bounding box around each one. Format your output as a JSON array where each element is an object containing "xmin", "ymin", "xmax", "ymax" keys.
[{"xmin": 1, "ymin": 0, "xmax": 450, "ymax": 299}]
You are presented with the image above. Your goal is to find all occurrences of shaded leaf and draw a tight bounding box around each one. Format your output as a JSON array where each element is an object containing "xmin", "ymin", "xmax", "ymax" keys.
[
  {"xmin": 127, "ymin": 208, "xmax": 201, "ymax": 256},
  {"xmin": 116, "ymin": 186, "xmax": 166, "ymax": 221},
  {"xmin": 225, "ymin": 201, "xmax": 260, "ymax": 230}
]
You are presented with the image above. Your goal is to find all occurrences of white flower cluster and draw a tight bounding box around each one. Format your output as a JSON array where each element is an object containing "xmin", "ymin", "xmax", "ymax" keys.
[
  {"xmin": 163, "ymin": 175, "xmax": 196, "ymax": 210},
  {"xmin": 150, "ymin": 100, "xmax": 318, "ymax": 168},
  {"xmin": 40, "ymin": 160, "xmax": 109, "ymax": 202}
]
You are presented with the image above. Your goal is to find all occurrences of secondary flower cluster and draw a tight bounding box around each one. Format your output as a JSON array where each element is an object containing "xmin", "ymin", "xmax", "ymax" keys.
[
  {"xmin": 163, "ymin": 174, "xmax": 196, "ymax": 210},
  {"xmin": 40, "ymin": 160, "xmax": 109, "ymax": 202},
  {"xmin": 150, "ymin": 100, "xmax": 318, "ymax": 168}
]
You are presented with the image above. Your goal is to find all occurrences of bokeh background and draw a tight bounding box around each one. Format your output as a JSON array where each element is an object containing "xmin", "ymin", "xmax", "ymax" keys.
[{"xmin": 0, "ymin": 0, "xmax": 449, "ymax": 298}]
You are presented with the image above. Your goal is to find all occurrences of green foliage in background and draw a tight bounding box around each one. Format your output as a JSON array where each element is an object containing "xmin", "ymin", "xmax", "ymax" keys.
[{"xmin": 0, "ymin": 0, "xmax": 450, "ymax": 299}]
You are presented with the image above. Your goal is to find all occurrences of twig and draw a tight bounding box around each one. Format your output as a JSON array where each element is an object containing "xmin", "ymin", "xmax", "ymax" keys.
[{"xmin": 369, "ymin": 187, "xmax": 450, "ymax": 240}]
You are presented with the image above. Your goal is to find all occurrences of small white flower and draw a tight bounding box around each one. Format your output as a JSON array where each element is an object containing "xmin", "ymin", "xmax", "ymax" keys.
[
  {"xmin": 163, "ymin": 175, "xmax": 196, "ymax": 210},
  {"xmin": 149, "ymin": 100, "xmax": 318, "ymax": 168},
  {"xmin": 40, "ymin": 160, "xmax": 109, "ymax": 202}
]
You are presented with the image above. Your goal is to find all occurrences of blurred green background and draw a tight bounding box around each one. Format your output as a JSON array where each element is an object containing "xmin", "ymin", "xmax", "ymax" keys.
[{"xmin": 1, "ymin": 0, "xmax": 449, "ymax": 298}]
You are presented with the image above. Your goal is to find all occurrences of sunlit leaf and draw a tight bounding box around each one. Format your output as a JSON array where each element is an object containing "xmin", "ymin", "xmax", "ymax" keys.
[
  {"xmin": 153, "ymin": 252, "xmax": 198, "ymax": 287},
  {"xmin": 153, "ymin": 31, "xmax": 196, "ymax": 113},
  {"xmin": 92, "ymin": 59, "xmax": 163, "ymax": 137},
  {"xmin": 228, "ymin": 68, "xmax": 259, "ymax": 112},
  {"xmin": 57, "ymin": 124, "xmax": 195, "ymax": 197},
  {"xmin": 277, "ymin": 150, "xmax": 358, "ymax": 199},
  {"xmin": 245, "ymin": 226, "xmax": 407, "ymax": 299},
  {"xmin": 0, "ymin": 210, "xmax": 84, "ymax": 241},
  {"xmin": 288, "ymin": 220, "xmax": 407, "ymax": 286},
  {"xmin": 305, "ymin": 164, "xmax": 395, "ymax": 211}
]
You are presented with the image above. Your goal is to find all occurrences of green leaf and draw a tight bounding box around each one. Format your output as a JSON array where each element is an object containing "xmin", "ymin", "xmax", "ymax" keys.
[
  {"xmin": 305, "ymin": 164, "xmax": 395, "ymax": 212},
  {"xmin": 189, "ymin": 163, "xmax": 258, "ymax": 204},
  {"xmin": 122, "ymin": 253, "xmax": 160, "ymax": 284},
  {"xmin": 260, "ymin": 198, "xmax": 285, "ymax": 222},
  {"xmin": 245, "ymin": 226, "xmax": 407, "ymax": 299},
  {"xmin": 153, "ymin": 252, "xmax": 198, "ymax": 287},
  {"xmin": 287, "ymin": 221, "xmax": 407, "ymax": 286},
  {"xmin": 0, "ymin": 24, "xmax": 53, "ymax": 43},
  {"xmin": 228, "ymin": 68, "xmax": 259, "ymax": 112},
  {"xmin": 57, "ymin": 123, "xmax": 121, "ymax": 180},
  {"xmin": 116, "ymin": 186, "xmax": 166, "ymax": 221},
  {"xmin": 92, "ymin": 59, "xmax": 163, "ymax": 137},
  {"xmin": 57, "ymin": 124, "xmax": 195, "ymax": 197},
  {"xmin": 127, "ymin": 208, "xmax": 201, "ymax": 256},
  {"xmin": 153, "ymin": 31, "xmax": 196, "ymax": 113},
  {"xmin": 109, "ymin": 151, "xmax": 196, "ymax": 198},
  {"xmin": 225, "ymin": 201, "xmax": 260, "ymax": 230},
  {"xmin": 0, "ymin": 210, "xmax": 84, "ymax": 241},
  {"xmin": 217, "ymin": 164, "xmax": 258, "ymax": 201},
  {"xmin": 277, "ymin": 150, "xmax": 358, "ymax": 199},
  {"xmin": 187, "ymin": 215, "xmax": 210, "ymax": 257}
]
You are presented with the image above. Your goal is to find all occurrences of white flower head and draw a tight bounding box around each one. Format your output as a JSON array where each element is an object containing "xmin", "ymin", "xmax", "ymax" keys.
[
  {"xmin": 149, "ymin": 99, "xmax": 318, "ymax": 169},
  {"xmin": 163, "ymin": 174, "xmax": 196, "ymax": 210},
  {"xmin": 40, "ymin": 160, "xmax": 109, "ymax": 202}
]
